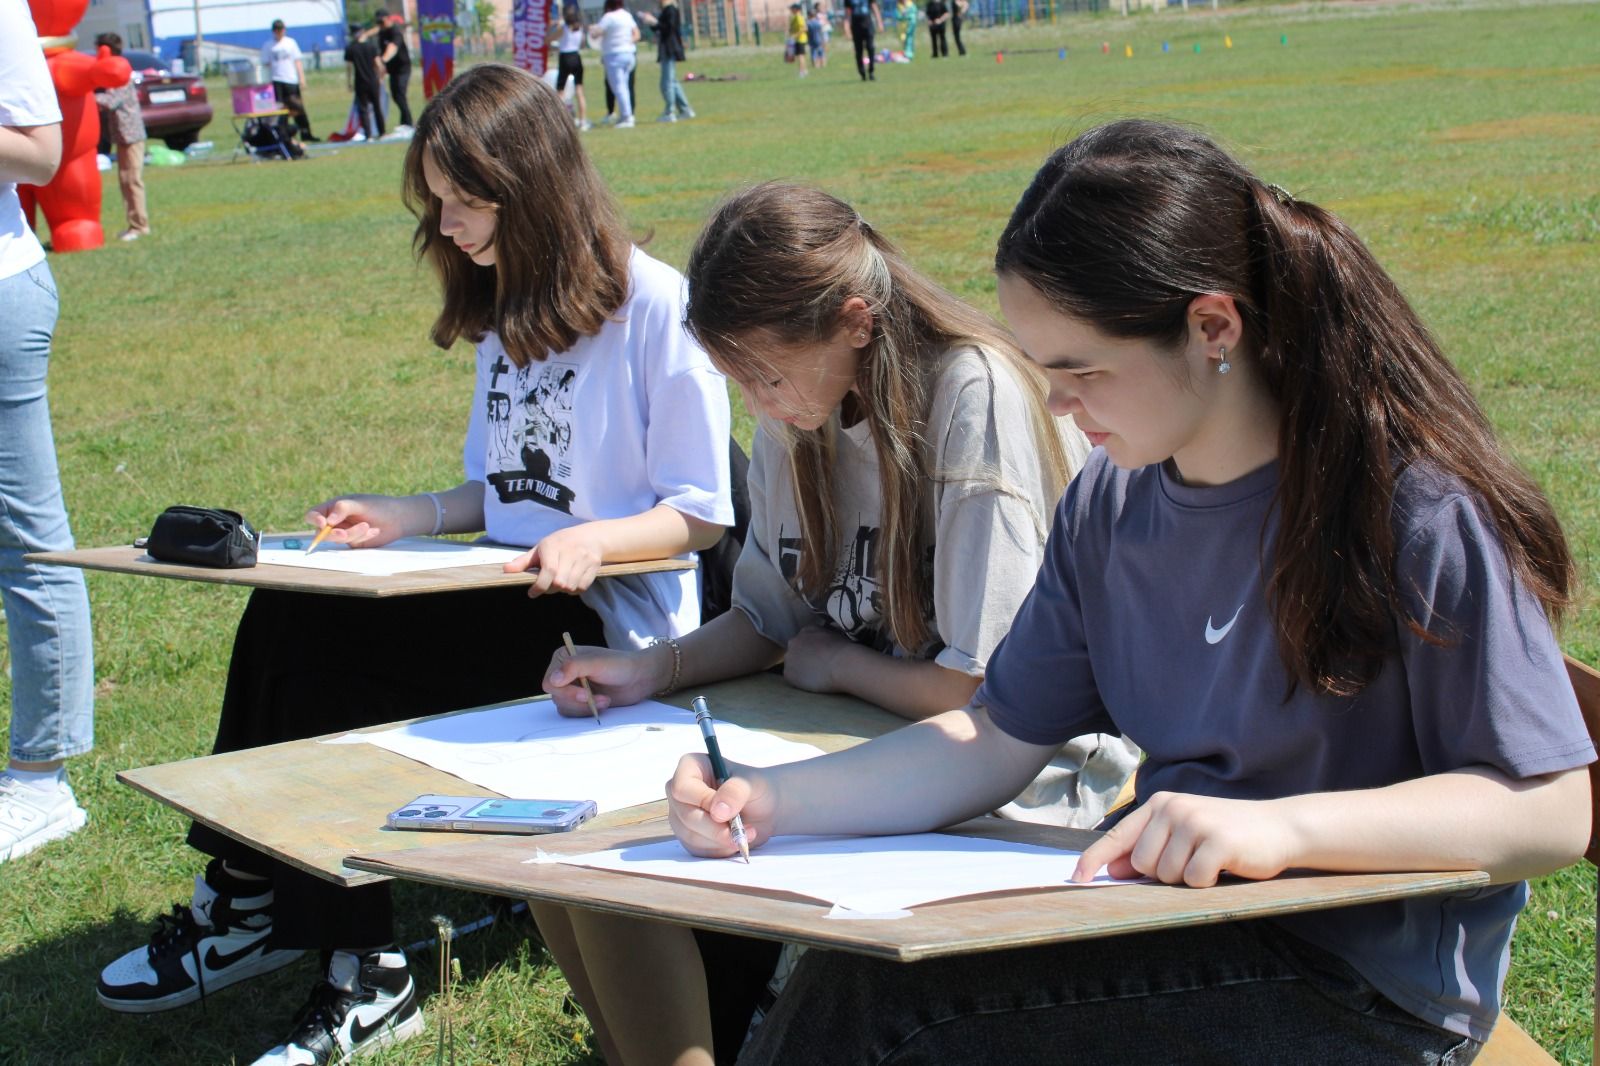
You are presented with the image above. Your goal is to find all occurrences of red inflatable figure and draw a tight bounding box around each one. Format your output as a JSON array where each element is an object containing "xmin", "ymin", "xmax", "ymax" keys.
[{"xmin": 18, "ymin": 0, "xmax": 133, "ymax": 252}]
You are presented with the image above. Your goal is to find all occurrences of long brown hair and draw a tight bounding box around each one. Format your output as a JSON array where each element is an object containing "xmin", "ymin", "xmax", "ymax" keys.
[
  {"xmin": 402, "ymin": 63, "xmax": 632, "ymax": 367},
  {"xmin": 687, "ymin": 182, "xmax": 1074, "ymax": 654},
  {"xmin": 996, "ymin": 119, "xmax": 1574, "ymax": 696}
]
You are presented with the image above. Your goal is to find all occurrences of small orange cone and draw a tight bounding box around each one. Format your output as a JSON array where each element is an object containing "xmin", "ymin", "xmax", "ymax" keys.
[{"xmin": 996, "ymin": 50, "xmax": 1004, "ymax": 62}]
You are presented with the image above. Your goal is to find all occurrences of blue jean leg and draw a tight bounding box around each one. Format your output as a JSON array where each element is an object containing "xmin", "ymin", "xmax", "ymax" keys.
[
  {"xmin": 603, "ymin": 53, "xmax": 636, "ymax": 119},
  {"xmin": 0, "ymin": 262, "xmax": 95, "ymax": 764},
  {"xmin": 659, "ymin": 58, "xmax": 691, "ymax": 116},
  {"xmin": 739, "ymin": 920, "xmax": 1479, "ymax": 1065}
]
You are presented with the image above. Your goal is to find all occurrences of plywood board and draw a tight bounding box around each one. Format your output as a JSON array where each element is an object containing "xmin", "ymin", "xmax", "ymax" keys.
[
  {"xmin": 117, "ymin": 673, "xmax": 902, "ymax": 887},
  {"xmin": 26, "ymin": 541, "xmax": 693, "ymax": 598},
  {"xmin": 347, "ymin": 817, "xmax": 1488, "ymax": 962}
]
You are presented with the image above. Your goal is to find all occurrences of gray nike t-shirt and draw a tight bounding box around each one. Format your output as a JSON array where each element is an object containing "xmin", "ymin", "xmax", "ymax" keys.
[{"xmin": 978, "ymin": 451, "xmax": 1593, "ymax": 1040}]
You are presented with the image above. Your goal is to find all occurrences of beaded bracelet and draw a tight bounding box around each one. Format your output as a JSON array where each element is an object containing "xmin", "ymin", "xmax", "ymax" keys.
[{"xmin": 651, "ymin": 636, "xmax": 683, "ymax": 697}]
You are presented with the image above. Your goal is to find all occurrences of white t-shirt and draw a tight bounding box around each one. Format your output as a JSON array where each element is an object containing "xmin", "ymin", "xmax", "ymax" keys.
[
  {"xmin": 558, "ymin": 25, "xmax": 585, "ymax": 53},
  {"xmin": 593, "ymin": 9, "xmax": 638, "ymax": 56},
  {"xmin": 0, "ymin": 0, "xmax": 61, "ymax": 282},
  {"xmin": 463, "ymin": 247, "xmax": 734, "ymax": 649},
  {"xmin": 260, "ymin": 35, "xmax": 304, "ymax": 83}
]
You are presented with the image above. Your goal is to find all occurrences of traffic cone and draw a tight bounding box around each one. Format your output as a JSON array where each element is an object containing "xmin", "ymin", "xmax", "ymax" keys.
[
  {"xmin": 996, "ymin": 50, "xmax": 1004, "ymax": 62},
  {"xmin": 1224, "ymin": 34, "xmax": 1233, "ymax": 48},
  {"xmin": 1280, "ymin": 33, "xmax": 1287, "ymax": 44},
  {"xmin": 1162, "ymin": 40, "xmax": 1170, "ymax": 52},
  {"xmin": 1101, "ymin": 40, "xmax": 1110, "ymax": 54},
  {"xmin": 1193, "ymin": 41, "xmax": 1201, "ymax": 52},
  {"xmin": 1058, "ymin": 46, "xmax": 1067, "ymax": 58},
  {"xmin": 1124, "ymin": 43, "xmax": 1133, "ymax": 57}
]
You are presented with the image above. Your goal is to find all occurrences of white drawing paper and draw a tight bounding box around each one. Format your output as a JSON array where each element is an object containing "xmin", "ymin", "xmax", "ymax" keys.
[
  {"xmin": 555, "ymin": 832, "xmax": 1145, "ymax": 916},
  {"xmin": 326, "ymin": 698, "xmax": 824, "ymax": 814},
  {"xmin": 256, "ymin": 535, "xmax": 525, "ymax": 576}
]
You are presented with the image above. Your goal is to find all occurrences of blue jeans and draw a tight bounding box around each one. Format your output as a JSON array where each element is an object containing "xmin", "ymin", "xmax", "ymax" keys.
[
  {"xmin": 739, "ymin": 920, "xmax": 1480, "ymax": 1065},
  {"xmin": 659, "ymin": 57, "xmax": 691, "ymax": 116},
  {"xmin": 602, "ymin": 52, "xmax": 637, "ymax": 120},
  {"xmin": 0, "ymin": 262, "xmax": 95, "ymax": 764}
]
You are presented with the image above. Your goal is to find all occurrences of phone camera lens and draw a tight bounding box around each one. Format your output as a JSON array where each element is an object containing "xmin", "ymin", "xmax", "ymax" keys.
[
  {"xmin": 397, "ymin": 809, "xmax": 420, "ymax": 818},
  {"xmin": 425, "ymin": 810, "xmax": 447, "ymax": 818}
]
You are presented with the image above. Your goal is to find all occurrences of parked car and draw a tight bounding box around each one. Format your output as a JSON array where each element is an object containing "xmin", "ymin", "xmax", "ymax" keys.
[{"xmin": 100, "ymin": 49, "xmax": 214, "ymax": 151}]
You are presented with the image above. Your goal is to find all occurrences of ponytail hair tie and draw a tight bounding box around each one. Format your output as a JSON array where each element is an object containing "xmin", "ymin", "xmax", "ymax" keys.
[{"xmin": 1266, "ymin": 182, "xmax": 1295, "ymax": 206}]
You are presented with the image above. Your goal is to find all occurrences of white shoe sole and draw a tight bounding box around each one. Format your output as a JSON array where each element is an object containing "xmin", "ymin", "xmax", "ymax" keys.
[
  {"xmin": 0, "ymin": 806, "xmax": 86, "ymax": 862},
  {"xmin": 98, "ymin": 947, "xmax": 306, "ymax": 1013}
]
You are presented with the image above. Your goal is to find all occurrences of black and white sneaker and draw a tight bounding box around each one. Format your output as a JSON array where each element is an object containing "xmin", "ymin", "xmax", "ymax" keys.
[
  {"xmin": 97, "ymin": 862, "xmax": 304, "ymax": 1012},
  {"xmin": 251, "ymin": 949, "xmax": 424, "ymax": 1065}
]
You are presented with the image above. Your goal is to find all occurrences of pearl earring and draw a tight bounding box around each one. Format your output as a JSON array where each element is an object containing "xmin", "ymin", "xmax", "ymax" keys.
[{"xmin": 1217, "ymin": 346, "xmax": 1231, "ymax": 375}]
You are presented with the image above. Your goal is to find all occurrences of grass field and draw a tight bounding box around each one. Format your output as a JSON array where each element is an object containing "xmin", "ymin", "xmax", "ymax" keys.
[{"xmin": 2, "ymin": 0, "xmax": 1596, "ymax": 1061}]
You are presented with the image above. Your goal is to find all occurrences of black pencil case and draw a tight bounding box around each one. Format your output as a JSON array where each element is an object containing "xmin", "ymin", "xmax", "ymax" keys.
[{"xmin": 145, "ymin": 506, "xmax": 260, "ymax": 568}]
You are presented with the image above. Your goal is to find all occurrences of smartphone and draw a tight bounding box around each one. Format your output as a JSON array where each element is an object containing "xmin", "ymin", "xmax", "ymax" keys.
[{"xmin": 386, "ymin": 795, "xmax": 598, "ymax": 834}]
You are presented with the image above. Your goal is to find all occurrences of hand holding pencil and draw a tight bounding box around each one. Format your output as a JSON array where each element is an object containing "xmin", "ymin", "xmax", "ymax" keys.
[{"xmin": 303, "ymin": 494, "xmax": 413, "ymax": 551}]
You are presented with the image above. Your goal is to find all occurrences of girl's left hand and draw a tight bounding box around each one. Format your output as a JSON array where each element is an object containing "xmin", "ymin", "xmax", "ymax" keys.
[
  {"xmin": 507, "ymin": 525, "xmax": 605, "ymax": 596},
  {"xmin": 1072, "ymin": 791, "xmax": 1302, "ymax": 888},
  {"xmin": 783, "ymin": 625, "xmax": 851, "ymax": 693}
]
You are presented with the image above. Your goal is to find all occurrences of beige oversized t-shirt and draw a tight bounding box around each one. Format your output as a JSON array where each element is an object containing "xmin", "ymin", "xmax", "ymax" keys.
[{"xmin": 732, "ymin": 344, "xmax": 1140, "ymax": 828}]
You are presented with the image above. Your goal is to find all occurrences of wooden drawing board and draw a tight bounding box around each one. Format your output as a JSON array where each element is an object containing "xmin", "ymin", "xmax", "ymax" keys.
[
  {"xmin": 116, "ymin": 673, "xmax": 902, "ymax": 887},
  {"xmin": 347, "ymin": 816, "xmax": 1489, "ymax": 963},
  {"xmin": 25, "ymin": 541, "xmax": 693, "ymax": 598}
]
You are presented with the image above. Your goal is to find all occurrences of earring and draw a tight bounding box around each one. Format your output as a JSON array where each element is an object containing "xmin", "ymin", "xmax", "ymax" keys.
[{"xmin": 1217, "ymin": 346, "xmax": 1231, "ymax": 375}]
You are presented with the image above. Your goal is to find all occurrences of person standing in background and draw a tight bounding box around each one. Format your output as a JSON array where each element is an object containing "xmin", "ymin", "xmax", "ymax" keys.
[
  {"xmin": 896, "ymin": 0, "xmax": 917, "ymax": 58},
  {"xmin": 555, "ymin": 5, "xmax": 591, "ymax": 130},
  {"xmin": 92, "ymin": 33, "xmax": 151, "ymax": 241},
  {"xmin": 374, "ymin": 9, "xmax": 413, "ymax": 130},
  {"xmin": 0, "ymin": 0, "xmax": 97, "ymax": 866},
  {"xmin": 925, "ymin": 0, "xmax": 948, "ymax": 57},
  {"xmin": 590, "ymin": 0, "xmax": 640, "ymax": 129},
  {"xmin": 786, "ymin": 3, "xmax": 810, "ymax": 77},
  {"xmin": 649, "ymin": 0, "xmax": 692, "ymax": 122},
  {"xmin": 344, "ymin": 21, "xmax": 385, "ymax": 140},
  {"xmin": 261, "ymin": 19, "xmax": 317, "ymax": 141},
  {"xmin": 950, "ymin": 0, "xmax": 967, "ymax": 55},
  {"xmin": 844, "ymin": 0, "xmax": 881, "ymax": 80}
]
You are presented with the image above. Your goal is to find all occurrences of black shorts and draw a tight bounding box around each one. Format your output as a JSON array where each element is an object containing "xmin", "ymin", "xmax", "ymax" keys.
[{"xmin": 557, "ymin": 51, "xmax": 583, "ymax": 89}]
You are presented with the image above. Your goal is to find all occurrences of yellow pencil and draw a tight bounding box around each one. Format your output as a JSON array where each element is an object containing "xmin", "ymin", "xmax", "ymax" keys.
[
  {"xmin": 563, "ymin": 631, "xmax": 602, "ymax": 725},
  {"xmin": 303, "ymin": 523, "xmax": 336, "ymax": 555}
]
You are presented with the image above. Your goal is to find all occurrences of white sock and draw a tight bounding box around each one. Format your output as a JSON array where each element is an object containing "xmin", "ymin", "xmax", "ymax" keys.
[{"xmin": 7, "ymin": 767, "xmax": 66, "ymax": 794}]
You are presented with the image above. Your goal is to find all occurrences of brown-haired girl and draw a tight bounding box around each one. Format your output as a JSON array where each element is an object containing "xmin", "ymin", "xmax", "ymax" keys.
[
  {"xmin": 542, "ymin": 181, "xmax": 1138, "ymax": 1065},
  {"xmin": 95, "ymin": 64, "xmax": 734, "ymax": 1065},
  {"xmin": 668, "ymin": 120, "xmax": 1593, "ymax": 1063}
]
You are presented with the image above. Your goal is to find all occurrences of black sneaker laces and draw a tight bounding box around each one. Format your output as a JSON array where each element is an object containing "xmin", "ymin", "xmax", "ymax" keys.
[
  {"xmin": 285, "ymin": 978, "xmax": 371, "ymax": 1049},
  {"xmin": 147, "ymin": 903, "xmax": 208, "ymax": 1008}
]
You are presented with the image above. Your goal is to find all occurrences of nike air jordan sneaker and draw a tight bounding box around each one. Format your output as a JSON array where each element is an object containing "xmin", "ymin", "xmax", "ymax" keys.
[
  {"xmin": 251, "ymin": 949, "xmax": 424, "ymax": 1065},
  {"xmin": 97, "ymin": 861, "xmax": 304, "ymax": 1012}
]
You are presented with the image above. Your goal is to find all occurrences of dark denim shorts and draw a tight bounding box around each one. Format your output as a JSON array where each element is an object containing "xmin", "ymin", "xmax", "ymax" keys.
[{"xmin": 738, "ymin": 919, "xmax": 1480, "ymax": 1065}]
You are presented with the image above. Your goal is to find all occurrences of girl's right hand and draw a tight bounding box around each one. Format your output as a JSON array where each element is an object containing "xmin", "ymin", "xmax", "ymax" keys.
[
  {"xmin": 542, "ymin": 642, "xmax": 669, "ymax": 717},
  {"xmin": 666, "ymin": 753, "xmax": 776, "ymax": 857},
  {"xmin": 305, "ymin": 494, "xmax": 414, "ymax": 549}
]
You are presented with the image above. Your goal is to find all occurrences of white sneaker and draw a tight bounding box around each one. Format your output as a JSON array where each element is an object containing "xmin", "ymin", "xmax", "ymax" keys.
[
  {"xmin": 615, "ymin": 116, "xmax": 636, "ymax": 128},
  {"xmin": 251, "ymin": 950, "xmax": 424, "ymax": 1065},
  {"xmin": 657, "ymin": 112, "xmax": 676, "ymax": 123},
  {"xmin": 680, "ymin": 108, "xmax": 696, "ymax": 119},
  {"xmin": 0, "ymin": 771, "xmax": 87, "ymax": 862},
  {"xmin": 578, "ymin": 119, "xmax": 593, "ymax": 131},
  {"xmin": 97, "ymin": 866, "xmax": 304, "ymax": 1012}
]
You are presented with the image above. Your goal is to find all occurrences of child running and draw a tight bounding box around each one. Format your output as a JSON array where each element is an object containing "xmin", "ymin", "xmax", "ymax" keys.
[
  {"xmin": 667, "ymin": 119, "xmax": 1594, "ymax": 1064},
  {"xmin": 95, "ymin": 64, "xmax": 734, "ymax": 1066},
  {"xmin": 541, "ymin": 181, "xmax": 1138, "ymax": 1065}
]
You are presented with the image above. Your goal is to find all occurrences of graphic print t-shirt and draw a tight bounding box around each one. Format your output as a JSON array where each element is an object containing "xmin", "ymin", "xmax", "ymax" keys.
[
  {"xmin": 464, "ymin": 247, "xmax": 734, "ymax": 648},
  {"xmin": 733, "ymin": 345, "xmax": 1139, "ymax": 827}
]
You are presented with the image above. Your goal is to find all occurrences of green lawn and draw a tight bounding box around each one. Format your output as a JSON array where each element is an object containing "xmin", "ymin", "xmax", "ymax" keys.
[{"xmin": 2, "ymin": 0, "xmax": 1596, "ymax": 1061}]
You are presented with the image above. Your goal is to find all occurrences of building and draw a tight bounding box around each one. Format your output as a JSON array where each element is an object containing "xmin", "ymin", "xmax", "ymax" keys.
[{"xmin": 75, "ymin": 0, "xmax": 353, "ymax": 66}]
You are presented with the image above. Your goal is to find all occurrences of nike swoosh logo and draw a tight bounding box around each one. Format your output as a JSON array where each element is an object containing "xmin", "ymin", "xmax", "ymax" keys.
[
  {"xmin": 1204, "ymin": 605, "xmax": 1244, "ymax": 645},
  {"xmin": 202, "ymin": 934, "xmax": 271, "ymax": 972},
  {"xmin": 350, "ymin": 1004, "xmax": 403, "ymax": 1045}
]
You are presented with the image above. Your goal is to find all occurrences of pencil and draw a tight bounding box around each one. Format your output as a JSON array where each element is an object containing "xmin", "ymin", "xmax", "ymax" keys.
[
  {"xmin": 303, "ymin": 523, "xmax": 336, "ymax": 555},
  {"xmin": 691, "ymin": 695, "xmax": 751, "ymax": 863},
  {"xmin": 562, "ymin": 631, "xmax": 602, "ymax": 725}
]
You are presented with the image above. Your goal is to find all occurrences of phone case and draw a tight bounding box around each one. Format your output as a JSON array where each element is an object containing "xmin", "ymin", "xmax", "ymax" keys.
[{"xmin": 386, "ymin": 795, "xmax": 597, "ymax": 834}]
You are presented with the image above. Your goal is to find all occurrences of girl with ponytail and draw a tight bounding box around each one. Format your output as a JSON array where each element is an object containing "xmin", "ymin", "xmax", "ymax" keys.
[
  {"xmin": 541, "ymin": 181, "xmax": 1137, "ymax": 1065},
  {"xmin": 665, "ymin": 122, "xmax": 1593, "ymax": 1063}
]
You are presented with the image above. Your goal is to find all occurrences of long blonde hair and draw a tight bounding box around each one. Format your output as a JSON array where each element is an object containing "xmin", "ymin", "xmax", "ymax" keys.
[{"xmin": 686, "ymin": 182, "xmax": 1072, "ymax": 654}]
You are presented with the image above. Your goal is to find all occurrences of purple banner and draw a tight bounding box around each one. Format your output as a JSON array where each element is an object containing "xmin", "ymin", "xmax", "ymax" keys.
[
  {"xmin": 512, "ymin": 0, "xmax": 548, "ymax": 76},
  {"xmin": 419, "ymin": 0, "xmax": 456, "ymax": 98}
]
